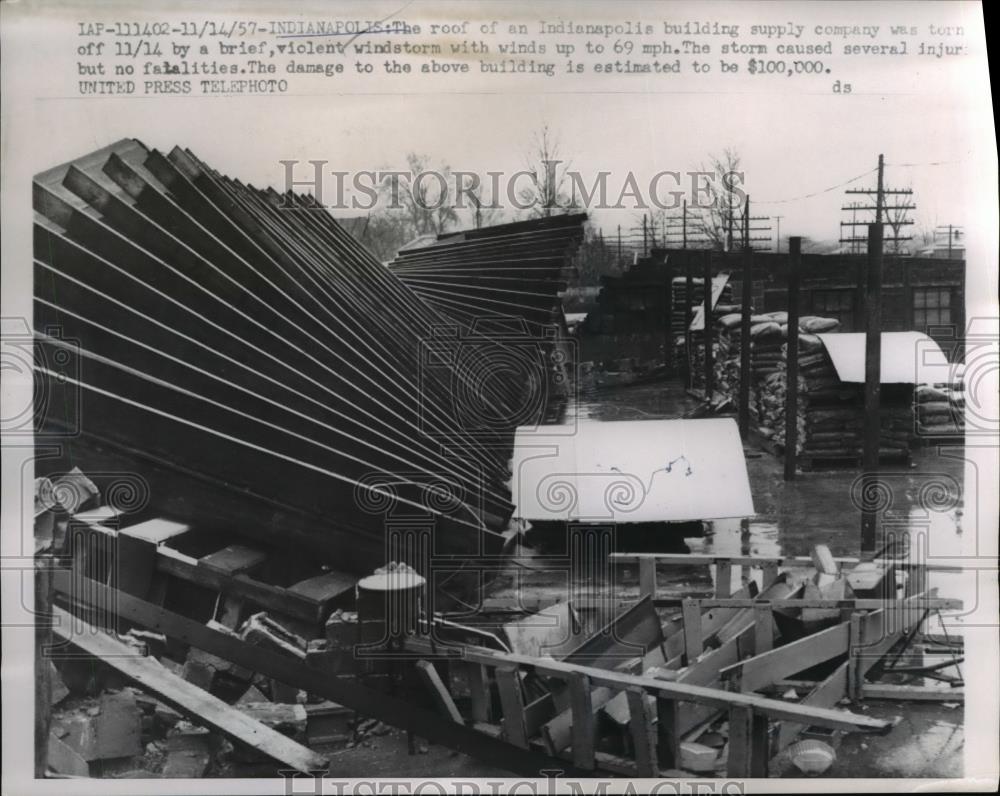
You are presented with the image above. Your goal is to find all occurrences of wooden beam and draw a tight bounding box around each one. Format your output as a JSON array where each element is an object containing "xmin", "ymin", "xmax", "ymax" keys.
[
  {"xmin": 727, "ymin": 705, "xmax": 769, "ymax": 778},
  {"xmin": 496, "ymin": 666, "xmax": 528, "ymax": 749},
  {"xmin": 639, "ymin": 558, "xmax": 657, "ymax": 600},
  {"xmin": 627, "ymin": 688, "xmax": 658, "ymax": 777},
  {"xmin": 682, "ymin": 599, "xmax": 703, "ymax": 662},
  {"xmin": 568, "ymin": 672, "xmax": 596, "ymax": 770},
  {"xmin": 609, "ymin": 552, "xmax": 963, "ymax": 572},
  {"xmin": 51, "ymin": 606, "xmax": 328, "ymax": 773},
  {"xmin": 862, "ymin": 683, "xmax": 963, "ymax": 702},
  {"xmin": 721, "ymin": 622, "xmax": 850, "ymax": 692},
  {"xmin": 657, "ymin": 597, "xmax": 961, "ymax": 611},
  {"xmin": 416, "ymin": 660, "xmax": 464, "ymax": 724},
  {"xmin": 775, "ymin": 661, "xmax": 849, "ymax": 751},
  {"xmin": 403, "ymin": 638, "xmax": 890, "ymax": 734}
]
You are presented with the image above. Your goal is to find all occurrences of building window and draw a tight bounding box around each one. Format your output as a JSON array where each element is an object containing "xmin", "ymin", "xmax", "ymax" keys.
[
  {"xmin": 811, "ymin": 289, "xmax": 855, "ymax": 329},
  {"xmin": 913, "ymin": 288, "xmax": 952, "ymax": 328}
]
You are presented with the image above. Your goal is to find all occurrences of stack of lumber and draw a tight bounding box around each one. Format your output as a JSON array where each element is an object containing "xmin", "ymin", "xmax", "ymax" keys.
[
  {"xmin": 31, "ymin": 139, "xmax": 547, "ymax": 576},
  {"xmin": 914, "ymin": 384, "xmax": 964, "ymax": 436}
]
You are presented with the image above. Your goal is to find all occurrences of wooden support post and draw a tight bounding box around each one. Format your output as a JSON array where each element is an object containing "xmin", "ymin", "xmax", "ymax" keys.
[
  {"xmin": 703, "ymin": 251, "xmax": 714, "ymax": 397},
  {"xmin": 568, "ymin": 672, "xmax": 596, "ymax": 770},
  {"xmin": 716, "ymin": 560, "xmax": 733, "ymax": 598},
  {"xmin": 738, "ymin": 244, "xmax": 753, "ymax": 439},
  {"xmin": 655, "ymin": 697, "xmax": 678, "ymax": 769},
  {"xmin": 496, "ymin": 665, "xmax": 528, "ymax": 748},
  {"xmin": 847, "ymin": 612, "xmax": 864, "ymax": 701},
  {"xmin": 639, "ymin": 558, "xmax": 657, "ymax": 600},
  {"xmin": 466, "ymin": 663, "xmax": 491, "ymax": 723},
  {"xmin": 664, "ymin": 257, "xmax": 673, "ymax": 370},
  {"xmin": 35, "ymin": 557, "xmax": 54, "ymax": 778},
  {"xmin": 627, "ymin": 687, "xmax": 658, "ymax": 776},
  {"xmin": 862, "ymin": 223, "xmax": 884, "ymax": 558},
  {"xmin": 415, "ymin": 660, "xmax": 464, "ymax": 724},
  {"xmin": 784, "ymin": 236, "xmax": 802, "ymax": 480},
  {"xmin": 760, "ymin": 562, "xmax": 780, "ymax": 590},
  {"xmin": 753, "ymin": 604, "xmax": 774, "ymax": 653},
  {"xmin": 727, "ymin": 704, "xmax": 770, "ymax": 778},
  {"xmin": 685, "ymin": 257, "xmax": 695, "ymax": 388},
  {"xmin": 682, "ymin": 599, "xmax": 703, "ymax": 662}
]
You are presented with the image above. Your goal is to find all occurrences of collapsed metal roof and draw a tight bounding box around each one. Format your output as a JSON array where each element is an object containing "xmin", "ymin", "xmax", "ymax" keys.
[
  {"xmin": 389, "ymin": 213, "xmax": 587, "ymax": 332},
  {"xmin": 32, "ymin": 139, "xmax": 544, "ymax": 572}
]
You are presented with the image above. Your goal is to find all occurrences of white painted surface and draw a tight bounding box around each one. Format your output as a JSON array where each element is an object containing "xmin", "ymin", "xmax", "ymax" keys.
[
  {"xmin": 511, "ymin": 417, "xmax": 754, "ymax": 522},
  {"xmin": 816, "ymin": 332, "xmax": 959, "ymax": 384}
]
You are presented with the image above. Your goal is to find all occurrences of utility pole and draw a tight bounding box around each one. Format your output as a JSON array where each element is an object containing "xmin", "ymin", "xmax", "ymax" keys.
[
  {"xmin": 773, "ymin": 215, "xmax": 783, "ymax": 252},
  {"xmin": 844, "ymin": 154, "xmax": 914, "ymax": 255},
  {"xmin": 683, "ymin": 199, "xmax": 688, "ymax": 249},
  {"xmin": 861, "ymin": 223, "xmax": 884, "ymax": 558},
  {"xmin": 738, "ymin": 199, "xmax": 753, "ymax": 440},
  {"xmin": 784, "ymin": 237, "xmax": 802, "ymax": 481}
]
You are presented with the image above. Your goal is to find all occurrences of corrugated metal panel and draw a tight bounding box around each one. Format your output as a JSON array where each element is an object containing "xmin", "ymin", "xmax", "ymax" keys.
[{"xmin": 32, "ymin": 139, "xmax": 528, "ymax": 573}]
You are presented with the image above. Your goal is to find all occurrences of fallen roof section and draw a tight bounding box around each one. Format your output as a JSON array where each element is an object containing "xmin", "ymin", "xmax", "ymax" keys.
[
  {"xmin": 389, "ymin": 213, "xmax": 587, "ymax": 332},
  {"xmin": 32, "ymin": 138, "xmax": 529, "ymax": 572},
  {"xmin": 511, "ymin": 417, "xmax": 754, "ymax": 523},
  {"xmin": 816, "ymin": 332, "xmax": 959, "ymax": 384}
]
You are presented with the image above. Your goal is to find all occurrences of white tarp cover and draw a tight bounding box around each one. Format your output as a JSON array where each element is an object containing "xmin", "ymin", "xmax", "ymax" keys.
[
  {"xmin": 511, "ymin": 417, "xmax": 754, "ymax": 523},
  {"xmin": 816, "ymin": 332, "xmax": 958, "ymax": 384}
]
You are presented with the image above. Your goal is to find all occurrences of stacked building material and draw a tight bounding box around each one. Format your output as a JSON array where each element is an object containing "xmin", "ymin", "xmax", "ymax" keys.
[
  {"xmin": 32, "ymin": 139, "xmax": 558, "ymax": 576},
  {"xmin": 754, "ymin": 334, "xmax": 914, "ymax": 461},
  {"xmin": 914, "ymin": 384, "xmax": 964, "ymax": 436}
]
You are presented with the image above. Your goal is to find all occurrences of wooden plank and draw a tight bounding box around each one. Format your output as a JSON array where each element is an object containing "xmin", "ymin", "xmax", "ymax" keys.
[
  {"xmin": 716, "ymin": 560, "xmax": 733, "ymax": 598},
  {"xmin": 682, "ymin": 599, "xmax": 703, "ymax": 662},
  {"xmin": 862, "ymin": 683, "xmax": 963, "ymax": 702},
  {"xmin": 727, "ymin": 705, "xmax": 769, "ymax": 778},
  {"xmin": 51, "ymin": 606, "xmax": 327, "ymax": 773},
  {"xmin": 568, "ymin": 672, "xmax": 596, "ymax": 770},
  {"xmin": 722, "ymin": 621, "xmax": 850, "ymax": 692},
  {"xmin": 775, "ymin": 661, "xmax": 849, "ymax": 751},
  {"xmin": 608, "ymin": 553, "xmax": 963, "ymax": 572},
  {"xmin": 199, "ymin": 545, "xmax": 267, "ymax": 575},
  {"xmin": 466, "ymin": 663, "xmax": 491, "ymax": 723},
  {"xmin": 404, "ymin": 636, "xmax": 890, "ymax": 733},
  {"xmin": 627, "ymin": 688, "xmax": 658, "ymax": 777},
  {"xmin": 639, "ymin": 558, "xmax": 657, "ymax": 600},
  {"xmin": 753, "ymin": 605, "xmax": 774, "ymax": 654},
  {"xmin": 416, "ymin": 660, "xmax": 464, "ymax": 724},
  {"xmin": 496, "ymin": 666, "xmax": 528, "ymax": 749},
  {"xmin": 114, "ymin": 530, "xmax": 158, "ymax": 600},
  {"xmin": 541, "ymin": 686, "xmax": 615, "ymax": 755},
  {"xmin": 811, "ymin": 544, "xmax": 839, "ymax": 576},
  {"xmin": 656, "ymin": 597, "xmax": 961, "ymax": 610},
  {"xmin": 656, "ymin": 697, "xmax": 678, "ymax": 769},
  {"xmin": 286, "ymin": 571, "xmax": 356, "ymax": 603},
  {"xmin": 120, "ymin": 518, "xmax": 189, "ymax": 544}
]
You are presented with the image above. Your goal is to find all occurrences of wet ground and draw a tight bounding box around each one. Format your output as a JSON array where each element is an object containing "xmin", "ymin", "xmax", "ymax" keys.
[{"xmin": 481, "ymin": 377, "xmax": 967, "ymax": 778}]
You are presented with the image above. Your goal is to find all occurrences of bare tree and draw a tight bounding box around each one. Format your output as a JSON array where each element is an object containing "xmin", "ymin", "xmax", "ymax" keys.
[
  {"xmin": 518, "ymin": 124, "xmax": 581, "ymax": 218},
  {"xmin": 694, "ymin": 147, "xmax": 744, "ymax": 250}
]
